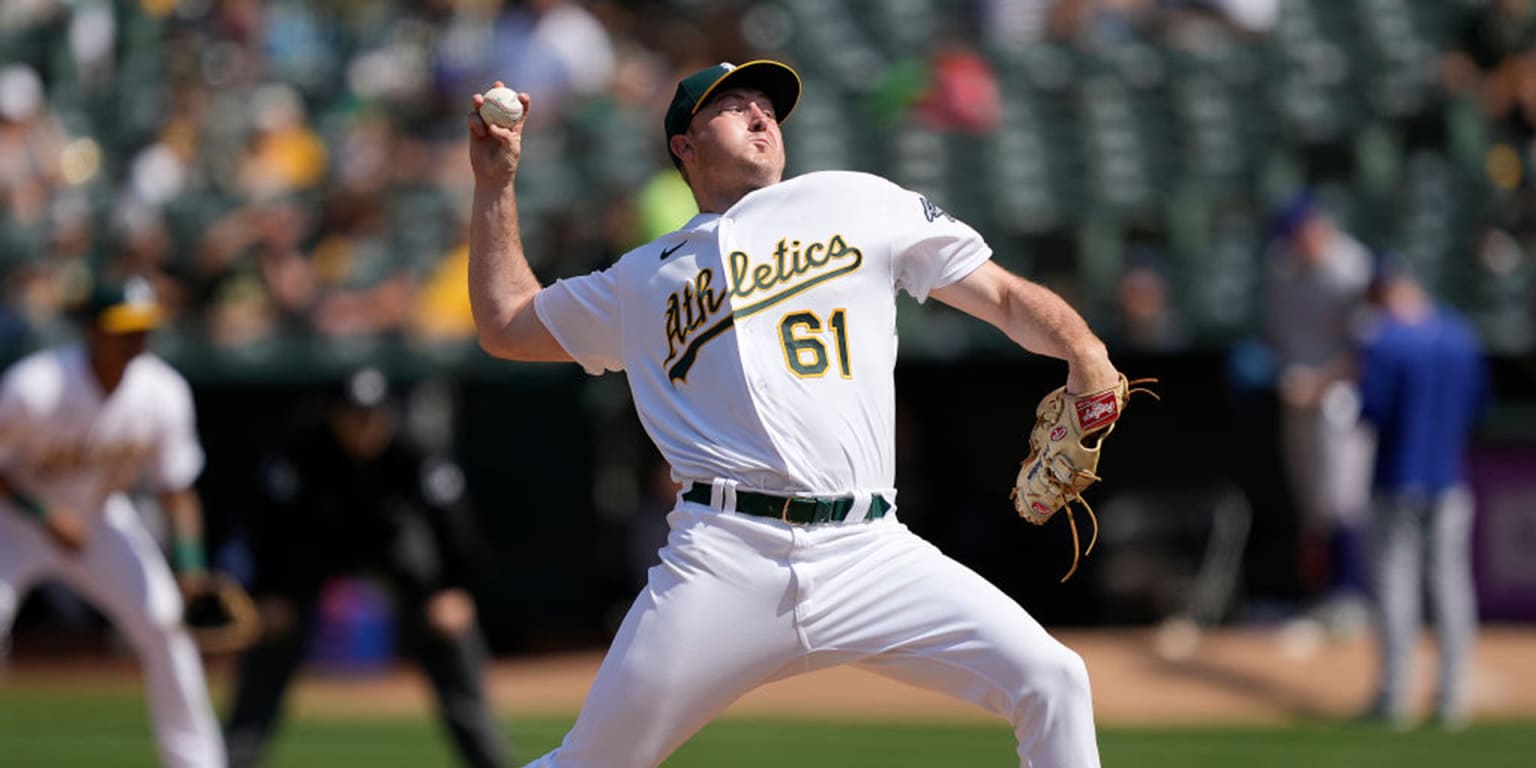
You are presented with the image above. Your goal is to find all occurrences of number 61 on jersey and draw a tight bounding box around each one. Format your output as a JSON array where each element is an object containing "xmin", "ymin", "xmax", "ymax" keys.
[{"xmin": 779, "ymin": 308, "xmax": 851, "ymax": 379}]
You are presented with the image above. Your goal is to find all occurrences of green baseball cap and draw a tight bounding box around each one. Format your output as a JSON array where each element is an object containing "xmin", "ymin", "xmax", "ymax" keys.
[
  {"xmin": 664, "ymin": 59, "xmax": 801, "ymax": 167},
  {"xmin": 85, "ymin": 276, "xmax": 162, "ymax": 334}
]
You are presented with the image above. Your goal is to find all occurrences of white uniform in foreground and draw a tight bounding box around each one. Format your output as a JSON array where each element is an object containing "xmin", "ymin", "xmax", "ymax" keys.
[
  {"xmin": 0, "ymin": 344, "xmax": 225, "ymax": 767},
  {"xmin": 525, "ymin": 171, "xmax": 1099, "ymax": 767}
]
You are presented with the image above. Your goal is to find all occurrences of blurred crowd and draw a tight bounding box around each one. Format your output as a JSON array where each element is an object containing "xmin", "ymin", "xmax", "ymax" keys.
[
  {"xmin": 0, "ymin": 0, "xmax": 760, "ymax": 365},
  {"xmin": 0, "ymin": 0, "xmax": 1532, "ymax": 370}
]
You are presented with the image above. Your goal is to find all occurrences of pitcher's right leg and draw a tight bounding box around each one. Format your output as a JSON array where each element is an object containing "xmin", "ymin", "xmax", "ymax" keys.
[{"xmin": 523, "ymin": 509, "xmax": 802, "ymax": 768}]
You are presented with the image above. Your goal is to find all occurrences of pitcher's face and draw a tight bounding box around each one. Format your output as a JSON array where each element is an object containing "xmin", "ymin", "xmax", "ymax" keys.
[{"xmin": 678, "ymin": 87, "xmax": 785, "ymax": 195}]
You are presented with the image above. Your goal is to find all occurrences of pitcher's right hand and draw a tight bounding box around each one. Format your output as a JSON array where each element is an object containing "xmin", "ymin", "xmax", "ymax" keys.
[{"xmin": 468, "ymin": 82, "xmax": 532, "ymax": 184}]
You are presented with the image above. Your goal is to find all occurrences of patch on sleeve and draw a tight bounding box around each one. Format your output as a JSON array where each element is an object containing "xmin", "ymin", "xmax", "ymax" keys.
[{"xmin": 919, "ymin": 196, "xmax": 956, "ymax": 223}]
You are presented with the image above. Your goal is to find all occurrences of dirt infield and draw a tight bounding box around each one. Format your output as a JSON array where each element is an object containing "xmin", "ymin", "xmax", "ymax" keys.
[
  {"xmin": 320, "ymin": 625, "xmax": 1536, "ymax": 725},
  {"xmin": 10, "ymin": 626, "xmax": 1534, "ymax": 725}
]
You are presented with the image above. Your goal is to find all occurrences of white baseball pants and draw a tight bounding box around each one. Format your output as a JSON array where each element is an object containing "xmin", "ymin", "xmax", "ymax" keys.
[
  {"xmin": 0, "ymin": 496, "xmax": 226, "ymax": 767},
  {"xmin": 524, "ymin": 498, "xmax": 1100, "ymax": 767}
]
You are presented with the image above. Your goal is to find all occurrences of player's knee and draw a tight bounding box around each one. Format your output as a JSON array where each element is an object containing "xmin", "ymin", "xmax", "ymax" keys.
[
  {"xmin": 1054, "ymin": 648, "xmax": 1092, "ymax": 699},
  {"xmin": 1017, "ymin": 645, "xmax": 1092, "ymax": 708}
]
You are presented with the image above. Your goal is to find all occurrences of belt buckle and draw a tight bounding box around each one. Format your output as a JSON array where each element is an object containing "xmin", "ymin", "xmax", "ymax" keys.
[{"xmin": 780, "ymin": 495, "xmax": 793, "ymax": 523}]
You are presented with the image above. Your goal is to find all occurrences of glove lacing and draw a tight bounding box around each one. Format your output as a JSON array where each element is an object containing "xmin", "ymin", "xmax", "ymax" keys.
[{"xmin": 1055, "ymin": 378, "xmax": 1158, "ymax": 582}]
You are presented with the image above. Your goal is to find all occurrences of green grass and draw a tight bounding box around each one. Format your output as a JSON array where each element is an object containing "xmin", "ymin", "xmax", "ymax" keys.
[{"xmin": 1, "ymin": 689, "xmax": 1533, "ymax": 767}]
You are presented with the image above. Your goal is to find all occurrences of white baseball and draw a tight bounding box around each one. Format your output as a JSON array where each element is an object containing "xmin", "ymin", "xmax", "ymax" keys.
[{"xmin": 479, "ymin": 86, "xmax": 524, "ymax": 128}]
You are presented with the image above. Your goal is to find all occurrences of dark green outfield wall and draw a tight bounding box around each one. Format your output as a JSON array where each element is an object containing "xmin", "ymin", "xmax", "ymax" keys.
[{"xmin": 187, "ymin": 352, "xmax": 1536, "ymax": 654}]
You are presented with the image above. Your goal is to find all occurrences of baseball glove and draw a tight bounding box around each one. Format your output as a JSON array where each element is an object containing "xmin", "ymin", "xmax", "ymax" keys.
[
  {"xmin": 1011, "ymin": 374, "xmax": 1158, "ymax": 582},
  {"xmin": 183, "ymin": 573, "xmax": 261, "ymax": 653}
]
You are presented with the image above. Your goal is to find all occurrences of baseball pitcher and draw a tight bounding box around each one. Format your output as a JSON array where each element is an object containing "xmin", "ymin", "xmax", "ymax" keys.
[
  {"xmin": 467, "ymin": 61, "xmax": 1121, "ymax": 767},
  {"xmin": 0, "ymin": 279, "xmax": 226, "ymax": 767}
]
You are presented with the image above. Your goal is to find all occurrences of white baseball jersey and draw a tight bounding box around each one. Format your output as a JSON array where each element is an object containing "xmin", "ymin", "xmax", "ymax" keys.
[
  {"xmin": 0, "ymin": 344, "xmax": 225, "ymax": 767},
  {"xmin": 535, "ymin": 171, "xmax": 990, "ymax": 494},
  {"xmin": 0, "ymin": 343, "xmax": 205, "ymax": 516}
]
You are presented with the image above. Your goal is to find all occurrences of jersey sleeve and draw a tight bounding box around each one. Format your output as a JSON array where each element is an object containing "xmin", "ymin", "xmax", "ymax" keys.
[
  {"xmin": 533, "ymin": 268, "xmax": 625, "ymax": 375},
  {"xmin": 154, "ymin": 372, "xmax": 206, "ymax": 491},
  {"xmin": 887, "ymin": 186, "xmax": 992, "ymax": 302}
]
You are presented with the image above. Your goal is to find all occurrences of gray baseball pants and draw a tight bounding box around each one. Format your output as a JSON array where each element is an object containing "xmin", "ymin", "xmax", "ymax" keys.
[{"xmin": 1369, "ymin": 486, "xmax": 1477, "ymax": 723}]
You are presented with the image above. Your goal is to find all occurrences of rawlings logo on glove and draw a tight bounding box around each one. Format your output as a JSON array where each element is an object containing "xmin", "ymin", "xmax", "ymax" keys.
[{"xmin": 1011, "ymin": 375, "xmax": 1157, "ymax": 581}]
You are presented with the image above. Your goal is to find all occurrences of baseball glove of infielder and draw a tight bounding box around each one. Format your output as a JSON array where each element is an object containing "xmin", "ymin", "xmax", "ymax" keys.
[
  {"xmin": 183, "ymin": 573, "xmax": 261, "ymax": 653},
  {"xmin": 1011, "ymin": 374, "xmax": 1158, "ymax": 582}
]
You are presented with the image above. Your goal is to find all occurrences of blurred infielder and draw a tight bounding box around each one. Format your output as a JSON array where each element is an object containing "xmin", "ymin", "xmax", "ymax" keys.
[
  {"xmin": 467, "ymin": 60, "xmax": 1120, "ymax": 766},
  {"xmin": 0, "ymin": 278, "xmax": 225, "ymax": 767}
]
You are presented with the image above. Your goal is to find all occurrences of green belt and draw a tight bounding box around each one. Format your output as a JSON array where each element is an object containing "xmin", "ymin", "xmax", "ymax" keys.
[{"xmin": 683, "ymin": 484, "xmax": 890, "ymax": 524}]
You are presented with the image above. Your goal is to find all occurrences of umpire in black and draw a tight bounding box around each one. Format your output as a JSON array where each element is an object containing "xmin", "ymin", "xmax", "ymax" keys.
[{"xmin": 224, "ymin": 367, "xmax": 507, "ymax": 767}]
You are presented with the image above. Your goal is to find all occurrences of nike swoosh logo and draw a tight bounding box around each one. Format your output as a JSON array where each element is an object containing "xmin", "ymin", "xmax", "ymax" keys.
[{"xmin": 659, "ymin": 242, "xmax": 684, "ymax": 260}]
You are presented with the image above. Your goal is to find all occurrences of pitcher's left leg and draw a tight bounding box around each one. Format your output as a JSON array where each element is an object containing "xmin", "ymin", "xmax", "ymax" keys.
[{"xmin": 812, "ymin": 527, "xmax": 1098, "ymax": 767}]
